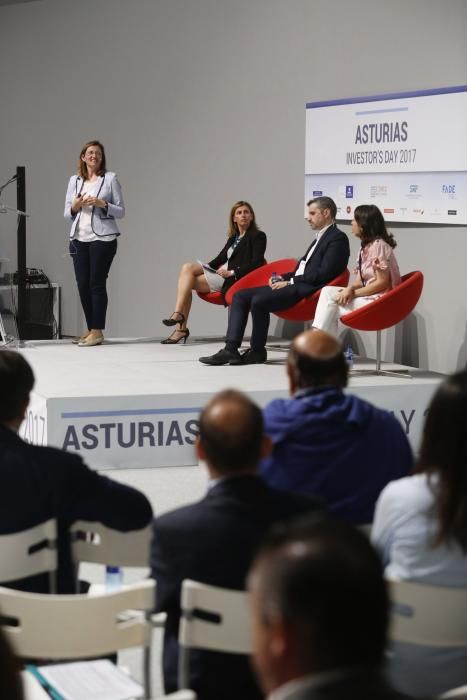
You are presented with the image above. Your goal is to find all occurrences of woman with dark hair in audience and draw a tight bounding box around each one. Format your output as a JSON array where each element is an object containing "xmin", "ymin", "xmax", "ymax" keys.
[
  {"xmin": 372, "ymin": 370, "xmax": 467, "ymax": 697},
  {"xmin": 313, "ymin": 204, "xmax": 400, "ymax": 337},
  {"xmin": 160, "ymin": 200, "xmax": 266, "ymax": 344}
]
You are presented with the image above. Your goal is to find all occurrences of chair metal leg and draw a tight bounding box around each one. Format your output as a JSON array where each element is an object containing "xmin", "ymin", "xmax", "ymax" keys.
[
  {"xmin": 142, "ymin": 611, "xmax": 153, "ymax": 700},
  {"xmin": 376, "ymin": 329, "xmax": 382, "ymax": 372},
  {"xmin": 143, "ymin": 645, "xmax": 151, "ymax": 700},
  {"xmin": 349, "ymin": 328, "xmax": 413, "ymax": 379},
  {"xmin": 178, "ymin": 645, "xmax": 190, "ymax": 691}
]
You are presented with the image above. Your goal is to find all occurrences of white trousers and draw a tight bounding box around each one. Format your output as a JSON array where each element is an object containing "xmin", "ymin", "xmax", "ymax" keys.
[{"xmin": 313, "ymin": 286, "xmax": 381, "ymax": 338}]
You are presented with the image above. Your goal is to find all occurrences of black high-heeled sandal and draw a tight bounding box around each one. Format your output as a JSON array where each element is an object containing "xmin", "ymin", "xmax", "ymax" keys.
[
  {"xmin": 162, "ymin": 311, "xmax": 185, "ymax": 327},
  {"xmin": 161, "ymin": 328, "xmax": 190, "ymax": 344}
]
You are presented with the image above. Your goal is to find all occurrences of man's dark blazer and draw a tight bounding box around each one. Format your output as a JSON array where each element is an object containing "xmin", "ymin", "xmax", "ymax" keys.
[
  {"xmin": 151, "ymin": 475, "xmax": 323, "ymax": 700},
  {"xmin": 278, "ymin": 668, "xmax": 419, "ymax": 700},
  {"xmin": 281, "ymin": 223, "xmax": 350, "ymax": 299},
  {"xmin": 0, "ymin": 425, "xmax": 153, "ymax": 593},
  {"xmin": 208, "ymin": 227, "xmax": 267, "ymax": 299}
]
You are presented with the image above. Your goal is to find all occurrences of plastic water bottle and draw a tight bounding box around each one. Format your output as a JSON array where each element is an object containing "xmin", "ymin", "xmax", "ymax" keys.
[
  {"xmin": 105, "ymin": 565, "xmax": 123, "ymax": 590},
  {"xmin": 344, "ymin": 344, "xmax": 354, "ymax": 368},
  {"xmin": 271, "ymin": 271, "xmax": 282, "ymax": 283}
]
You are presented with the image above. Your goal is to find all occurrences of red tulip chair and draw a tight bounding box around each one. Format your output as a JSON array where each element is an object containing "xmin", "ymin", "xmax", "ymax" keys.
[
  {"xmin": 273, "ymin": 268, "xmax": 350, "ymax": 322},
  {"xmin": 340, "ymin": 271, "xmax": 424, "ymax": 377},
  {"xmin": 224, "ymin": 259, "xmax": 297, "ymax": 305}
]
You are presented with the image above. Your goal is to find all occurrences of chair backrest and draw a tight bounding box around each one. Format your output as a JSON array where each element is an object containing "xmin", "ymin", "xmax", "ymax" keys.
[
  {"xmin": 0, "ymin": 578, "xmax": 155, "ymax": 657},
  {"xmin": 0, "ymin": 519, "xmax": 57, "ymax": 592},
  {"xmin": 0, "ymin": 579, "xmax": 155, "ymax": 699},
  {"xmin": 387, "ymin": 577, "xmax": 467, "ymax": 646},
  {"xmin": 441, "ymin": 685, "xmax": 467, "ymax": 699},
  {"xmin": 224, "ymin": 258, "xmax": 297, "ymax": 305},
  {"xmin": 341, "ymin": 271, "xmax": 424, "ymax": 332},
  {"xmin": 178, "ymin": 579, "xmax": 251, "ymax": 689},
  {"xmin": 70, "ymin": 521, "xmax": 152, "ymax": 568}
]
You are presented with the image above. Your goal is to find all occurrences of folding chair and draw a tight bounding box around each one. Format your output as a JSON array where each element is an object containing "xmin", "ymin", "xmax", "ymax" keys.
[
  {"xmin": 0, "ymin": 579, "xmax": 155, "ymax": 700},
  {"xmin": 0, "ymin": 519, "xmax": 57, "ymax": 593},
  {"xmin": 70, "ymin": 521, "xmax": 152, "ymax": 568},
  {"xmin": 178, "ymin": 579, "xmax": 251, "ymax": 690},
  {"xmin": 387, "ymin": 577, "xmax": 467, "ymax": 646}
]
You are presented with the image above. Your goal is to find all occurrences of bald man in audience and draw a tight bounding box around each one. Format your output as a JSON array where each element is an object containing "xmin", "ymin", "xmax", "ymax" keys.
[
  {"xmin": 259, "ymin": 330, "xmax": 412, "ymax": 524},
  {"xmin": 0, "ymin": 351, "xmax": 152, "ymax": 594},
  {"xmin": 151, "ymin": 389, "xmax": 322, "ymax": 700},
  {"xmin": 248, "ymin": 516, "xmax": 417, "ymax": 700}
]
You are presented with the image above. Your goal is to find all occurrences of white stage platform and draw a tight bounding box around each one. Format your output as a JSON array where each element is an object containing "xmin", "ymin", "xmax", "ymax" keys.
[{"xmin": 15, "ymin": 337, "xmax": 444, "ymax": 470}]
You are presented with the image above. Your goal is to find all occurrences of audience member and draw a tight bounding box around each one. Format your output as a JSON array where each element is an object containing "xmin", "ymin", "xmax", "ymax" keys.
[
  {"xmin": 248, "ymin": 516, "xmax": 417, "ymax": 700},
  {"xmin": 0, "ymin": 623, "xmax": 24, "ymax": 700},
  {"xmin": 260, "ymin": 329, "xmax": 413, "ymax": 524},
  {"xmin": 151, "ymin": 389, "xmax": 323, "ymax": 700},
  {"xmin": 200, "ymin": 196, "xmax": 349, "ymax": 365},
  {"xmin": 372, "ymin": 370, "xmax": 467, "ymax": 697},
  {"xmin": 0, "ymin": 350, "xmax": 153, "ymax": 593}
]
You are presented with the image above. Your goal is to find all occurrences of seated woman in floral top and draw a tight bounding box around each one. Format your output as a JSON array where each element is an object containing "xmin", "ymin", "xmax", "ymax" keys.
[{"xmin": 312, "ymin": 204, "xmax": 400, "ymax": 338}]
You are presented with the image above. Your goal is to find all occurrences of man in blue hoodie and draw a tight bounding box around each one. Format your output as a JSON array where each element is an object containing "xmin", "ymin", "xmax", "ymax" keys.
[{"xmin": 260, "ymin": 329, "xmax": 412, "ymax": 524}]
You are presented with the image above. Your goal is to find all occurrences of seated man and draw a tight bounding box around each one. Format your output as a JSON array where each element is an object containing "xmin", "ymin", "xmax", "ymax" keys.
[
  {"xmin": 151, "ymin": 389, "xmax": 323, "ymax": 700},
  {"xmin": 0, "ymin": 351, "xmax": 153, "ymax": 593},
  {"xmin": 248, "ymin": 516, "xmax": 416, "ymax": 700},
  {"xmin": 200, "ymin": 196, "xmax": 349, "ymax": 365},
  {"xmin": 260, "ymin": 329, "xmax": 413, "ymax": 524}
]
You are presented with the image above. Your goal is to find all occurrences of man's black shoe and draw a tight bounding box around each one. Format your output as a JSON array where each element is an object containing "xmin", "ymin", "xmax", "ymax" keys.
[
  {"xmin": 241, "ymin": 348, "xmax": 267, "ymax": 364},
  {"xmin": 199, "ymin": 348, "xmax": 242, "ymax": 366}
]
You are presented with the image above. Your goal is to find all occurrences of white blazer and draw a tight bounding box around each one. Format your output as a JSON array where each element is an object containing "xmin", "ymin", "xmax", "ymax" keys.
[{"xmin": 64, "ymin": 171, "xmax": 125, "ymax": 238}]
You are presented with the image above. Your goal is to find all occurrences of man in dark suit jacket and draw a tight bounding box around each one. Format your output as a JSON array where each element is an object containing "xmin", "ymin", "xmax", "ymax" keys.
[
  {"xmin": 248, "ymin": 517, "xmax": 418, "ymax": 700},
  {"xmin": 200, "ymin": 196, "xmax": 350, "ymax": 365},
  {"xmin": 0, "ymin": 351, "xmax": 153, "ymax": 594},
  {"xmin": 151, "ymin": 389, "xmax": 322, "ymax": 700}
]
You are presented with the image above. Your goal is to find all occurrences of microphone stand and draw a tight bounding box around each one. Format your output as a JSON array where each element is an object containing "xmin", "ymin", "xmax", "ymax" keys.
[{"xmin": 0, "ymin": 168, "xmax": 30, "ymax": 346}]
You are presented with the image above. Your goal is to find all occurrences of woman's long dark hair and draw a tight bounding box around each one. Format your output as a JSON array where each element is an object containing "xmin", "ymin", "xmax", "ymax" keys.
[
  {"xmin": 354, "ymin": 204, "xmax": 397, "ymax": 249},
  {"xmin": 415, "ymin": 370, "xmax": 467, "ymax": 550}
]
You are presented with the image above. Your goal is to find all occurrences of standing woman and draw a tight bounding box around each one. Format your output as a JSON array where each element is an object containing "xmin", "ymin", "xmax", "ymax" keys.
[
  {"xmin": 312, "ymin": 204, "xmax": 400, "ymax": 338},
  {"xmin": 161, "ymin": 200, "xmax": 266, "ymax": 344},
  {"xmin": 64, "ymin": 140, "xmax": 125, "ymax": 346}
]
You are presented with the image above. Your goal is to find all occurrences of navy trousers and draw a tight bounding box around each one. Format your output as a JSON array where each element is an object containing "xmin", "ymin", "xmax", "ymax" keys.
[
  {"xmin": 70, "ymin": 239, "xmax": 117, "ymax": 330},
  {"xmin": 226, "ymin": 284, "xmax": 301, "ymax": 351}
]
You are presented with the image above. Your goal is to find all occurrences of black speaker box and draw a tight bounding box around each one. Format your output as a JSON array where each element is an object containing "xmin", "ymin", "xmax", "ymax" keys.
[{"xmin": 22, "ymin": 286, "xmax": 55, "ymax": 340}]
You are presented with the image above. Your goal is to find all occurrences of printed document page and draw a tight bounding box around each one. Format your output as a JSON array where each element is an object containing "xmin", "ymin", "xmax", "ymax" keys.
[{"xmin": 37, "ymin": 660, "xmax": 143, "ymax": 700}]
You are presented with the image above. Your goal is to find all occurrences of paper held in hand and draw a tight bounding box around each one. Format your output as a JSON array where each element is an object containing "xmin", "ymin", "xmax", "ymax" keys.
[{"xmin": 197, "ymin": 259, "xmax": 218, "ymax": 274}]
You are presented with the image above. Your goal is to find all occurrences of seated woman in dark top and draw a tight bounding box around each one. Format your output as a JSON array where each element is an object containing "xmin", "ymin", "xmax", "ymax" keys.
[{"xmin": 161, "ymin": 200, "xmax": 267, "ymax": 344}]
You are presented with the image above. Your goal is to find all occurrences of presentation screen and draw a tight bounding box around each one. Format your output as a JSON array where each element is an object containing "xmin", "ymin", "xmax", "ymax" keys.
[{"xmin": 305, "ymin": 85, "xmax": 467, "ymax": 224}]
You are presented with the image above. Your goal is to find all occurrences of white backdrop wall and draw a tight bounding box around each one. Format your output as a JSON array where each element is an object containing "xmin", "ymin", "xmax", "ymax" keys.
[{"xmin": 0, "ymin": 0, "xmax": 466, "ymax": 373}]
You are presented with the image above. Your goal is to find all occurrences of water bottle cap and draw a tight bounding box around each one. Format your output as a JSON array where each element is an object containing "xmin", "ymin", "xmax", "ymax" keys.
[{"xmin": 106, "ymin": 565, "xmax": 121, "ymax": 573}]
